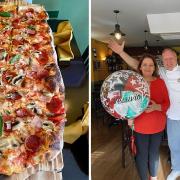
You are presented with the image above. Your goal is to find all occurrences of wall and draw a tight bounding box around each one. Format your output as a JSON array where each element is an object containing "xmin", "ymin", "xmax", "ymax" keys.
[
  {"xmin": 91, "ymin": 39, "xmax": 110, "ymax": 82},
  {"xmin": 33, "ymin": 0, "xmax": 88, "ymax": 54}
]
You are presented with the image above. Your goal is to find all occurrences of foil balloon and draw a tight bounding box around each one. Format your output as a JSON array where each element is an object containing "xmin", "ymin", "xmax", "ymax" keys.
[{"xmin": 100, "ymin": 70, "xmax": 150, "ymax": 119}]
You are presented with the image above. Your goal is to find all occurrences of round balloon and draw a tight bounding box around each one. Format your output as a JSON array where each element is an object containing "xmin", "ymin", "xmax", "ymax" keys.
[{"xmin": 100, "ymin": 70, "xmax": 150, "ymax": 119}]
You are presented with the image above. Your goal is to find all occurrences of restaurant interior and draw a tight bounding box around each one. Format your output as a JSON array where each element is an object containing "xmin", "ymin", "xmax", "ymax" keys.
[{"xmin": 91, "ymin": 0, "xmax": 180, "ymax": 180}]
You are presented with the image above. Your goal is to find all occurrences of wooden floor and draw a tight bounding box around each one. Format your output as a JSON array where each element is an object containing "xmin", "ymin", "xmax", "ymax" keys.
[{"xmin": 91, "ymin": 116, "xmax": 179, "ymax": 180}]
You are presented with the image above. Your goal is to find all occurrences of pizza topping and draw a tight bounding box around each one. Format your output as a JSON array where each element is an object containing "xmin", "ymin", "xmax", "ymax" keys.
[
  {"xmin": 36, "ymin": 51, "xmax": 48, "ymax": 65},
  {"xmin": 36, "ymin": 69, "xmax": 49, "ymax": 80},
  {"xmin": 27, "ymin": 103, "xmax": 42, "ymax": 115},
  {"xmin": 26, "ymin": 28, "xmax": 36, "ymax": 35},
  {"xmin": 2, "ymin": 114, "xmax": 13, "ymax": 121},
  {"xmin": 12, "ymin": 39, "xmax": 23, "ymax": 46},
  {"xmin": 0, "ymin": 12, "xmax": 12, "ymax": 17},
  {"xmin": 46, "ymin": 95, "xmax": 62, "ymax": 114},
  {"xmin": 48, "ymin": 115, "xmax": 64, "ymax": 123},
  {"xmin": 42, "ymin": 120, "xmax": 55, "ymax": 131},
  {"xmin": 9, "ymin": 54, "xmax": 21, "ymax": 64},
  {"xmin": 15, "ymin": 108, "xmax": 33, "ymax": 117},
  {"xmin": 2, "ymin": 71, "xmax": 16, "ymax": 84},
  {"xmin": 0, "ymin": 50, "xmax": 7, "ymax": 61},
  {"xmin": 45, "ymin": 76, "xmax": 57, "ymax": 92},
  {"xmin": 44, "ymin": 63, "xmax": 56, "ymax": 76},
  {"xmin": 11, "ymin": 74, "xmax": 25, "ymax": 86},
  {"xmin": 4, "ymin": 110, "xmax": 11, "ymax": 115},
  {"xmin": 5, "ymin": 91, "xmax": 22, "ymax": 101},
  {"xmin": 25, "ymin": 135, "xmax": 41, "ymax": 152}
]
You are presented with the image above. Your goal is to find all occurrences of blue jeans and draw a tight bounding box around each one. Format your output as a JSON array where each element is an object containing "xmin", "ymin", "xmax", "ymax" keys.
[
  {"xmin": 167, "ymin": 118, "xmax": 180, "ymax": 171},
  {"xmin": 135, "ymin": 131, "xmax": 163, "ymax": 180}
]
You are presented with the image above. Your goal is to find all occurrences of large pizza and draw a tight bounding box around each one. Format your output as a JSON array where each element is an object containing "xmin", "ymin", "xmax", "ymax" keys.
[{"xmin": 0, "ymin": 4, "xmax": 66, "ymax": 175}]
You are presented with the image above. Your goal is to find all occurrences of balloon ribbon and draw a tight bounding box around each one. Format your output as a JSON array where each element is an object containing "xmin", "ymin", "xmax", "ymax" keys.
[{"xmin": 130, "ymin": 121, "xmax": 137, "ymax": 156}]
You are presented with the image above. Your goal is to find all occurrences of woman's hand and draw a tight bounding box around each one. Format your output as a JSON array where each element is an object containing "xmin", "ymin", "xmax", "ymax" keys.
[
  {"xmin": 128, "ymin": 119, "xmax": 134, "ymax": 128},
  {"xmin": 145, "ymin": 100, "xmax": 161, "ymax": 113},
  {"xmin": 108, "ymin": 40, "xmax": 125, "ymax": 55}
]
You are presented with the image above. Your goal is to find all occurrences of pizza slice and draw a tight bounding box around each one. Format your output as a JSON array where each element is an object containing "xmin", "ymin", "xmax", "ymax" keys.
[{"xmin": 18, "ymin": 5, "xmax": 48, "ymax": 21}]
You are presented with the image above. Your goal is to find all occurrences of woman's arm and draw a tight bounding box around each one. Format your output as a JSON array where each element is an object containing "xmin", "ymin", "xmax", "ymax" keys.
[
  {"xmin": 108, "ymin": 40, "xmax": 139, "ymax": 70},
  {"xmin": 145, "ymin": 80, "xmax": 170, "ymax": 113},
  {"xmin": 145, "ymin": 100, "xmax": 162, "ymax": 113}
]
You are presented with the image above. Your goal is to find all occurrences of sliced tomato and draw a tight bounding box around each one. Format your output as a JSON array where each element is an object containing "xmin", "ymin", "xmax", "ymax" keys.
[{"xmin": 46, "ymin": 95, "xmax": 63, "ymax": 113}]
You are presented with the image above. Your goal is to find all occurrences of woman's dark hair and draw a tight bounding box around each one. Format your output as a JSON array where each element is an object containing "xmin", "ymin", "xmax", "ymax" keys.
[{"xmin": 137, "ymin": 54, "xmax": 159, "ymax": 77}]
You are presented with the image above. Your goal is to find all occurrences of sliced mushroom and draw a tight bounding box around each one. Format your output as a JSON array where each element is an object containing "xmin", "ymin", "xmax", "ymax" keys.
[
  {"xmin": 11, "ymin": 75, "xmax": 24, "ymax": 86},
  {"xmin": 27, "ymin": 102, "xmax": 42, "ymax": 115},
  {"xmin": 42, "ymin": 120, "xmax": 55, "ymax": 131}
]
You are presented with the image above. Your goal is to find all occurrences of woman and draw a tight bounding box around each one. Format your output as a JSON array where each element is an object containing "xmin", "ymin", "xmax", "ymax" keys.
[{"xmin": 109, "ymin": 41, "xmax": 170, "ymax": 180}]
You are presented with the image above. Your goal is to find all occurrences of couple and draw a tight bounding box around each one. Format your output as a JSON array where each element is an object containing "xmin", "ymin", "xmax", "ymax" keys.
[{"xmin": 109, "ymin": 40, "xmax": 180, "ymax": 180}]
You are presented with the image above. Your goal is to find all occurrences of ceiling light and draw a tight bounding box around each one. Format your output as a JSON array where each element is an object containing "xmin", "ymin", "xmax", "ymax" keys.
[
  {"xmin": 114, "ymin": 24, "xmax": 122, "ymax": 40},
  {"xmin": 144, "ymin": 30, "xmax": 149, "ymax": 50},
  {"xmin": 160, "ymin": 33, "xmax": 180, "ymax": 40},
  {"xmin": 110, "ymin": 10, "xmax": 125, "ymax": 40}
]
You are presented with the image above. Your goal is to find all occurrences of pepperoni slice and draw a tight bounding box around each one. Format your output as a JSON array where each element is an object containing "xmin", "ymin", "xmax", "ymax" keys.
[
  {"xmin": 36, "ymin": 69, "xmax": 49, "ymax": 80},
  {"xmin": 25, "ymin": 135, "xmax": 41, "ymax": 152},
  {"xmin": 48, "ymin": 115, "xmax": 64, "ymax": 123},
  {"xmin": 46, "ymin": 95, "xmax": 63, "ymax": 113}
]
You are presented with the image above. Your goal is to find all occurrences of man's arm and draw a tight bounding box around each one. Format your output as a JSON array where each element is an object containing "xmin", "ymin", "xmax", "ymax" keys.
[{"xmin": 108, "ymin": 40, "xmax": 139, "ymax": 70}]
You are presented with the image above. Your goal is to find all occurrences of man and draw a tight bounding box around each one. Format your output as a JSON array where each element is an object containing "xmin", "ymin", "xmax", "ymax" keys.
[{"xmin": 108, "ymin": 40, "xmax": 180, "ymax": 180}]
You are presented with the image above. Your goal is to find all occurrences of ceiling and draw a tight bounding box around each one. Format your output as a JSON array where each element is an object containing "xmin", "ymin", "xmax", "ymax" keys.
[{"xmin": 91, "ymin": 0, "xmax": 180, "ymax": 47}]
